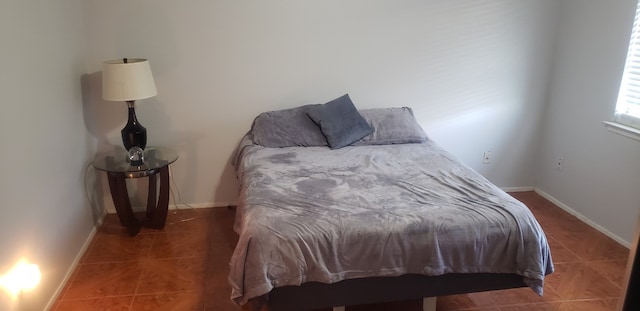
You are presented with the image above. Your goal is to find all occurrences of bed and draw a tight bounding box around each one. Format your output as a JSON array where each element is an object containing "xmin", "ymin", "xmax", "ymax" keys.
[{"xmin": 229, "ymin": 95, "xmax": 553, "ymax": 311}]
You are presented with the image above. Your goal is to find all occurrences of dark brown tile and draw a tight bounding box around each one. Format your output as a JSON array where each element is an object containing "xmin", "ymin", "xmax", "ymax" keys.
[
  {"xmin": 162, "ymin": 208, "xmax": 214, "ymax": 232},
  {"xmin": 131, "ymin": 291, "xmax": 205, "ymax": 311},
  {"xmin": 436, "ymin": 291, "xmax": 495, "ymax": 310},
  {"xmin": 149, "ymin": 231, "xmax": 210, "ymax": 259},
  {"xmin": 205, "ymin": 262, "xmax": 231, "ymax": 293},
  {"xmin": 63, "ymin": 262, "xmax": 143, "ymax": 299},
  {"xmin": 508, "ymin": 191, "xmax": 537, "ymax": 202},
  {"xmin": 545, "ymin": 262, "xmax": 621, "ymax": 300},
  {"xmin": 137, "ymin": 257, "xmax": 207, "ymax": 294},
  {"xmin": 499, "ymin": 302, "xmax": 561, "ymax": 311},
  {"xmin": 512, "ymin": 194, "xmax": 592, "ymax": 236},
  {"xmin": 309, "ymin": 299, "xmax": 437, "ymax": 311},
  {"xmin": 546, "ymin": 236, "xmax": 581, "ymax": 264},
  {"xmin": 534, "ymin": 213, "xmax": 594, "ymax": 235},
  {"xmin": 54, "ymin": 296, "xmax": 133, "ymax": 311},
  {"xmin": 210, "ymin": 208, "xmax": 241, "ymax": 250},
  {"xmin": 82, "ymin": 233, "xmax": 154, "ymax": 263},
  {"xmin": 585, "ymin": 260, "xmax": 628, "ymax": 287},
  {"xmin": 489, "ymin": 287, "xmax": 562, "ymax": 306},
  {"xmin": 348, "ymin": 299, "xmax": 422, "ymax": 311},
  {"xmin": 552, "ymin": 231, "xmax": 629, "ymax": 261},
  {"xmin": 556, "ymin": 298, "xmax": 619, "ymax": 311},
  {"xmin": 203, "ymin": 286, "xmax": 242, "ymax": 311}
]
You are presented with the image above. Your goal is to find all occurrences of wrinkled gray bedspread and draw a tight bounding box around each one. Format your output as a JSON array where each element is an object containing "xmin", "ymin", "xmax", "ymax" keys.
[{"xmin": 229, "ymin": 141, "xmax": 553, "ymax": 305}]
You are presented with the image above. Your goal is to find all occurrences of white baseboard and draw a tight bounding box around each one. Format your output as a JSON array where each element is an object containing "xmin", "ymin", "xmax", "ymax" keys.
[
  {"xmin": 533, "ymin": 188, "xmax": 631, "ymax": 248},
  {"xmin": 45, "ymin": 215, "xmax": 104, "ymax": 310},
  {"xmin": 502, "ymin": 186, "xmax": 535, "ymax": 192},
  {"xmin": 116, "ymin": 201, "xmax": 239, "ymax": 214},
  {"xmin": 168, "ymin": 201, "xmax": 237, "ymax": 209}
]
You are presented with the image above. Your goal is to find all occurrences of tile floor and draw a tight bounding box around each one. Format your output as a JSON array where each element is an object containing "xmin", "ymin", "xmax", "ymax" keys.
[{"xmin": 52, "ymin": 191, "xmax": 630, "ymax": 311}]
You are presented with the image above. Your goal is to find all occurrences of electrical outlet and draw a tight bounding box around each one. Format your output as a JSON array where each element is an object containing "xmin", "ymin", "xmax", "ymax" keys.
[
  {"xmin": 556, "ymin": 157, "xmax": 564, "ymax": 171},
  {"xmin": 483, "ymin": 151, "xmax": 492, "ymax": 164}
]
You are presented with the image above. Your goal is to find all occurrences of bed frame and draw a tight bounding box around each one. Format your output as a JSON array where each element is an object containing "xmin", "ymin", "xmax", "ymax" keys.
[
  {"xmin": 265, "ymin": 272, "xmax": 526, "ymax": 311},
  {"xmin": 234, "ymin": 111, "xmax": 542, "ymax": 310}
]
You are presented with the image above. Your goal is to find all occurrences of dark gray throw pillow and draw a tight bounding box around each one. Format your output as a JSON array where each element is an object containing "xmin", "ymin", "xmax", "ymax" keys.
[
  {"xmin": 306, "ymin": 94, "xmax": 373, "ymax": 149},
  {"xmin": 251, "ymin": 104, "xmax": 328, "ymax": 147},
  {"xmin": 353, "ymin": 107, "xmax": 428, "ymax": 146}
]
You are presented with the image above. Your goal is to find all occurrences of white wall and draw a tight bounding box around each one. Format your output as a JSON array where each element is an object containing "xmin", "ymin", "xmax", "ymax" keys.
[
  {"xmin": 82, "ymin": 0, "xmax": 558, "ymax": 211},
  {"xmin": 4, "ymin": 0, "xmax": 637, "ymax": 308},
  {"xmin": 0, "ymin": 0, "xmax": 96, "ymax": 310},
  {"xmin": 536, "ymin": 0, "xmax": 640, "ymax": 244}
]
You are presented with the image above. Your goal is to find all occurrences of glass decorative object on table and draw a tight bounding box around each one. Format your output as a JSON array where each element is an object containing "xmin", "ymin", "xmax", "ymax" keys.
[{"xmin": 128, "ymin": 146, "xmax": 145, "ymax": 166}]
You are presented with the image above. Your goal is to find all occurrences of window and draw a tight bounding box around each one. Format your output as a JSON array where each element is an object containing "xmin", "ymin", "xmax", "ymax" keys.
[{"xmin": 615, "ymin": 1, "xmax": 640, "ymax": 130}]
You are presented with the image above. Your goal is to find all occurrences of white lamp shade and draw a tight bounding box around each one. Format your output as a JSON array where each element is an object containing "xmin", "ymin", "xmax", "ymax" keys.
[{"xmin": 102, "ymin": 58, "xmax": 157, "ymax": 101}]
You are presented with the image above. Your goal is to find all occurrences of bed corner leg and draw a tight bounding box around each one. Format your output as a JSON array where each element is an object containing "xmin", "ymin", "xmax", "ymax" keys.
[
  {"xmin": 332, "ymin": 307, "xmax": 345, "ymax": 311},
  {"xmin": 423, "ymin": 296, "xmax": 437, "ymax": 311}
]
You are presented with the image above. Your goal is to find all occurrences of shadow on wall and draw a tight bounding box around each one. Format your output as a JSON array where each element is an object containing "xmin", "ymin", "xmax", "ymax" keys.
[
  {"xmin": 80, "ymin": 72, "xmax": 118, "ymax": 223},
  {"xmin": 214, "ymin": 147, "xmax": 241, "ymax": 206},
  {"xmin": 81, "ymin": 72, "xmax": 122, "ymax": 153},
  {"xmin": 80, "ymin": 72, "xmax": 148, "ymax": 218}
]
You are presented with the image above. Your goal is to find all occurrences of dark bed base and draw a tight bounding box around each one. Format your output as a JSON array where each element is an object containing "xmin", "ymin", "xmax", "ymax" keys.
[{"xmin": 268, "ymin": 273, "xmax": 526, "ymax": 311}]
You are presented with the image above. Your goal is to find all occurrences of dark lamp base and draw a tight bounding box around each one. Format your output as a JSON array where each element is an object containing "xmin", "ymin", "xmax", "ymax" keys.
[{"xmin": 122, "ymin": 100, "xmax": 147, "ymax": 150}]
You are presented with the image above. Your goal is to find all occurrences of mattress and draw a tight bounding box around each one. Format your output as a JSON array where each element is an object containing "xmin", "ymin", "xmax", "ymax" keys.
[{"xmin": 228, "ymin": 140, "xmax": 553, "ymax": 305}]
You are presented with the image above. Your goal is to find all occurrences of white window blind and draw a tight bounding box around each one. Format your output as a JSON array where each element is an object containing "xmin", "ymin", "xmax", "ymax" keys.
[{"xmin": 615, "ymin": 1, "xmax": 640, "ymax": 129}]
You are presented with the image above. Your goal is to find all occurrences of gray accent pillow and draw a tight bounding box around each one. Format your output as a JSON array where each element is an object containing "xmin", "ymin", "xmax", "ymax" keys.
[
  {"xmin": 306, "ymin": 94, "xmax": 373, "ymax": 149},
  {"xmin": 353, "ymin": 107, "xmax": 428, "ymax": 146},
  {"xmin": 251, "ymin": 104, "xmax": 328, "ymax": 147}
]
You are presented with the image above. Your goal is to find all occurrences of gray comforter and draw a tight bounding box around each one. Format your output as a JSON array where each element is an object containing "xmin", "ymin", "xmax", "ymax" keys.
[{"xmin": 229, "ymin": 140, "xmax": 553, "ymax": 305}]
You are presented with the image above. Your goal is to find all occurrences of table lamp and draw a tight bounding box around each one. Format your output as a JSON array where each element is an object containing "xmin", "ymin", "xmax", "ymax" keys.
[{"xmin": 102, "ymin": 58, "xmax": 157, "ymax": 150}]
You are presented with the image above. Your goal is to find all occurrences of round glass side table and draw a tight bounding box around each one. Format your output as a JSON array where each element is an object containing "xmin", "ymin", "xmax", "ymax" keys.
[{"xmin": 92, "ymin": 147, "xmax": 178, "ymax": 236}]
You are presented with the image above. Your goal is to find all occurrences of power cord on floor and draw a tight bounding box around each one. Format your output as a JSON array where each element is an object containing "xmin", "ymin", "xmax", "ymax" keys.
[
  {"xmin": 168, "ymin": 165, "xmax": 198, "ymax": 222},
  {"xmin": 83, "ymin": 161, "xmax": 110, "ymax": 227}
]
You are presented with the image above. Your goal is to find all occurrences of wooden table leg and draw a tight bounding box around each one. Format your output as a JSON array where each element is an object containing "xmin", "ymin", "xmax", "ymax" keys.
[
  {"xmin": 146, "ymin": 173, "xmax": 157, "ymax": 219},
  {"xmin": 107, "ymin": 173, "xmax": 140, "ymax": 236},
  {"xmin": 146, "ymin": 166, "xmax": 170, "ymax": 229}
]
